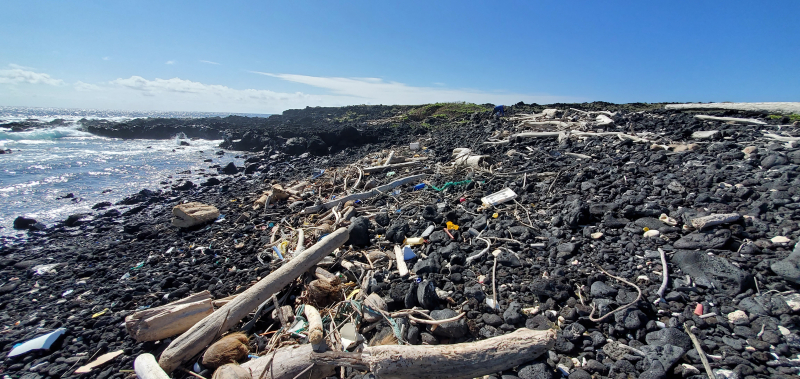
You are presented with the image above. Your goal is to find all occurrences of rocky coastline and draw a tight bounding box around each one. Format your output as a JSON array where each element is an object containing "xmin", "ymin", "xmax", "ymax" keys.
[{"xmin": 2, "ymin": 102, "xmax": 800, "ymax": 379}]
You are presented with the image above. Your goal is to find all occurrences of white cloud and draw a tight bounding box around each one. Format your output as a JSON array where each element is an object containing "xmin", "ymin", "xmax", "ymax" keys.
[
  {"xmin": 8, "ymin": 63, "xmax": 35, "ymax": 70},
  {"xmin": 74, "ymin": 81, "xmax": 103, "ymax": 92},
  {"xmin": 0, "ymin": 65, "xmax": 64, "ymax": 86},
  {"xmin": 165, "ymin": 60, "xmax": 175, "ymax": 65},
  {"xmin": 251, "ymin": 72, "xmax": 572, "ymax": 105},
  {"xmin": 200, "ymin": 60, "xmax": 220, "ymax": 65},
  {"xmin": 102, "ymin": 57, "xmax": 111, "ymax": 61}
]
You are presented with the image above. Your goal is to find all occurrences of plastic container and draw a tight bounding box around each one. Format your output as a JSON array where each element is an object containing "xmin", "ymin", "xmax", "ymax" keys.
[
  {"xmin": 481, "ymin": 188, "xmax": 518, "ymax": 206},
  {"xmin": 421, "ymin": 225, "xmax": 435, "ymax": 238},
  {"xmin": 404, "ymin": 237, "xmax": 425, "ymax": 245},
  {"xmin": 413, "ymin": 183, "xmax": 426, "ymax": 191}
]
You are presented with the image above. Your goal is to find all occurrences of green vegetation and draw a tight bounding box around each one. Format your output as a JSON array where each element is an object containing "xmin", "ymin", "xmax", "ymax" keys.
[
  {"xmin": 406, "ymin": 102, "xmax": 491, "ymax": 122},
  {"xmin": 769, "ymin": 114, "xmax": 800, "ymax": 122}
]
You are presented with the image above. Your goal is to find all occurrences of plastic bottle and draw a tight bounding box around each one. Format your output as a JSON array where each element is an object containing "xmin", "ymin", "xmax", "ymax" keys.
[
  {"xmin": 421, "ymin": 225, "xmax": 435, "ymax": 237},
  {"xmin": 413, "ymin": 183, "xmax": 425, "ymax": 191}
]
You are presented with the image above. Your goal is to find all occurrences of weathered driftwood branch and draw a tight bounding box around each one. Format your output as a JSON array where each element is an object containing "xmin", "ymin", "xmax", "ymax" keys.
[
  {"xmin": 302, "ymin": 174, "xmax": 426, "ymax": 214},
  {"xmin": 363, "ymin": 160, "xmax": 426, "ymax": 173},
  {"xmin": 125, "ymin": 291, "xmax": 214, "ymax": 342},
  {"xmin": 241, "ymin": 344, "xmax": 335, "ymax": 379},
  {"xmin": 158, "ymin": 227, "xmax": 350, "ymax": 373},
  {"xmin": 134, "ymin": 354, "xmax": 170, "ymax": 379},
  {"xmin": 484, "ymin": 130, "xmax": 648, "ymax": 145},
  {"xmin": 684, "ymin": 324, "xmax": 716, "ymax": 379},
  {"xmin": 762, "ymin": 132, "xmax": 800, "ymax": 142},
  {"xmin": 694, "ymin": 115, "xmax": 766, "ymax": 125},
  {"xmin": 304, "ymin": 305, "xmax": 325, "ymax": 352},
  {"xmin": 312, "ymin": 328, "xmax": 556, "ymax": 379},
  {"xmin": 656, "ymin": 248, "xmax": 669, "ymax": 303}
]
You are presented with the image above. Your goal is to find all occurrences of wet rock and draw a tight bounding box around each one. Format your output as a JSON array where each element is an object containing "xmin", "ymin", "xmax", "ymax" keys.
[
  {"xmin": 346, "ymin": 217, "xmax": 370, "ymax": 246},
  {"xmin": 173, "ymin": 180, "xmax": 195, "ymax": 191},
  {"xmin": 503, "ymin": 301, "xmax": 524, "ymax": 324},
  {"xmin": 516, "ymin": 362, "xmax": 554, "ymax": 379},
  {"xmin": 602, "ymin": 340, "xmax": 629, "ymax": 360},
  {"xmin": 201, "ymin": 177, "xmax": 221, "ymax": 186},
  {"xmin": 583, "ymin": 360, "xmax": 608, "ymax": 375},
  {"xmin": 497, "ymin": 250, "xmax": 522, "ymax": 267},
  {"xmin": 771, "ymin": 241, "xmax": 800, "ymax": 284},
  {"xmin": 386, "ymin": 220, "xmax": 409, "ymax": 244},
  {"xmin": 556, "ymin": 243, "xmax": 577, "ymax": 258},
  {"xmin": 529, "ymin": 278, "xmax": 571, "ymax": 301},
  {"xmin": 761, "ymin": 154, "xmax": 788, "ymax": 169},
  {"xmin": 413, "ymin": 253, "xmax": 441, "ymax": 275},
  {"xmin": 417, "ymin": 280, "xmax": 438, "ymax": 309},
  {"xmin": 421, "ymin": 205, "xmax": 442, "ymax": 224},
  {"xmin": 428, "ymin": 309, "xmax": 467, "ymax": 338},
  {"xmin": 284, "ymin": 137, "xmax": 307, "ymax": 155},
  {"xmin": 590, "ymin": 281, "xmax": 617, "ymax": 298},
  {"xmin": 13, "ymin": 216, "xmax": 38, "ymax": 230},
  {"xmin": 641, "ymin": 344, "xmax": 684, "ymax": 372},
  {"xmin": 482, "ymin": 313, "xmax": 503, "ymax": 327},
  {"xmin": 221, "ymin": 162, "xmax": 238, "ymax": 175},
  {"xmin": 374, "ymin": 212, "xmax": 390, "ymax": 227},
  {"xmin": 645, "ymin": 327, "xmax": 692, "ymax": 351},
  {"xmin": 464, "ymin": 284, "xmax": 486, "ymax": 302},
  {"xmin": 672, "ymin": 250, "xmax": 754, "ymax": 294},
  {"xmin": 674, "ymin": 229, "xmax": 731, "ymax": 249}
]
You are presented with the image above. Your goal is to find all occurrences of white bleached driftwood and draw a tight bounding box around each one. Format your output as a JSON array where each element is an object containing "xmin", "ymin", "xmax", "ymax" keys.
[
  {"xmin": 125, "ymin": 290, "xmax": 214, "ymax": 342},
  {"xmin": 311, "ymin": 328, "xmax": 556, "ymax": 379},
  {"xmin": 157, "ymin": 228, "xmax": 350, "ymax": 373}
]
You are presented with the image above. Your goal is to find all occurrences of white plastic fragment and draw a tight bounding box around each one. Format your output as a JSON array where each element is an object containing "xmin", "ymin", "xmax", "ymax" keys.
[
  {"xmin": 771, "ymin": 236, "xmax": 791, "ymax": 244},
  {"xmin": 32, "ymin": 263, "xmax": 60, "ymax": 275},
  {"xmin": 643, "ymin": 230, "xmax": 660, "ymax": 238},
  {"xmin": 339, "ymin": 323, "xmax": 357, "ymax": 350},
  {"xmin": 7, "ymin": 328, "xmax": 66, "ymax": 358},
  {"xmin": 481, "ymin": 188, "xmax": 517, "ymax": 207}
]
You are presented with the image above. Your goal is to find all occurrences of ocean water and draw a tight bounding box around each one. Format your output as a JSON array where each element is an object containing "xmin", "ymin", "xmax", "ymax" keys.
[{"xmin": 0, "ymin": 106, "xmax": 264, "ymax": 239}]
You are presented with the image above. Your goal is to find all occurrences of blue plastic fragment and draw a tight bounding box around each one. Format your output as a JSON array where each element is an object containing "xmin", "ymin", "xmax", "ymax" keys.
[{"xmin": 8, "ymin": 328, "xmax": 66, "ymax": 358}]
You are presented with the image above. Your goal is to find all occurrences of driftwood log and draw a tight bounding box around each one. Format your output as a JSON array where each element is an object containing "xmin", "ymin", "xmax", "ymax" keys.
[
  {"xmin": 134, "ymin": 354, "xmax": 170, "ymax": 379},
  {"xmin": 363, "ymin": 160, "xmax": 426, "ymax": 173},
  {"xmin": 125, "ymin": 290, "xmax": 214, "ymax": 342},
  {"xmin": 158, "ymin": 227, "xmax": 350, "ymax": 373},
  {"xmin": 312, "ymin": 328, "xmax": 556, "ymax": 379},
  {"xmin": 484, "ymin": 130, "xmax": 648, "ymax": 145},
  {"xmin": 241, "ymin": 344, "xmax": 335, "ymax": 379},
  {"xmin": 694, "ymin": 115, "xmax": 767, "ymax": 125},
  {"xmin": 302, "ymin": 174, "xmax": 426, "ymax": 213}
]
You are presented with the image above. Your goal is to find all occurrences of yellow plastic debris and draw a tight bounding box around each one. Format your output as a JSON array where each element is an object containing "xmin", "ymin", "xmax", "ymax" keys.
[
  {"xmin": 279, "ymin": 241, "xmax": 290, "ymax": 254},
  {"xmin": 492, "ymin": 213, "xmax": 499, "ymax": 219},
  {"xmin": 643, "ymin": 227, "xmax": 650, "ymax": 232},
  {"xmin": 346, "ymin": 289, "xmax": 360, "ymax": 300},
  {"xmin": 446, "ymin": 221, "xmax": 459, "ymax": 231},
  {"xmin": 92, "ymin": 308, "xmax": 110, "ymax": 318}
]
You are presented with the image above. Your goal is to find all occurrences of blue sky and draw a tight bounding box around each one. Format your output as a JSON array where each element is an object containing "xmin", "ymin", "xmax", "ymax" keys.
[{"xmin": 1, "ymin": 1, "xmax": 798, "ymax": 113}]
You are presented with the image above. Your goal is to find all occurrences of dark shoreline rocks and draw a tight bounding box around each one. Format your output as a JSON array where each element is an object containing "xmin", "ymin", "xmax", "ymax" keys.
[{"xmin": 1, "ymin": 103, "xmax": 800, "ymax": 379}]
